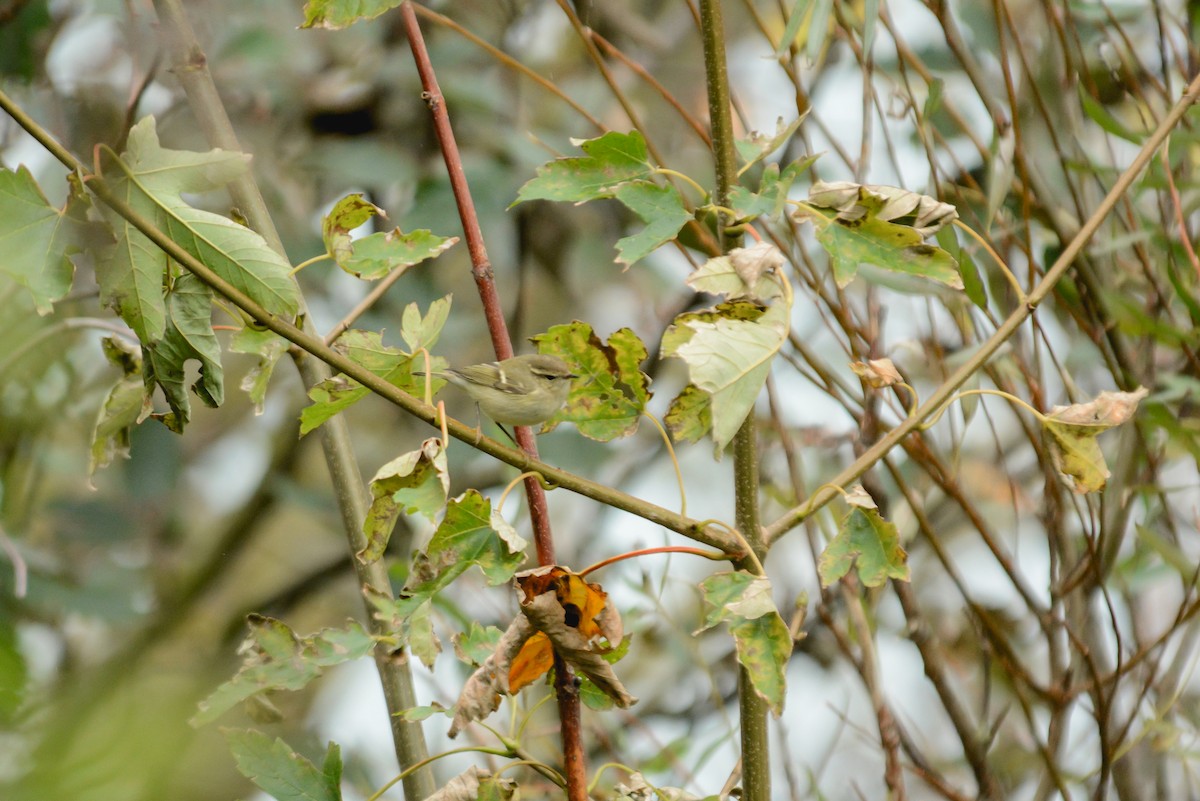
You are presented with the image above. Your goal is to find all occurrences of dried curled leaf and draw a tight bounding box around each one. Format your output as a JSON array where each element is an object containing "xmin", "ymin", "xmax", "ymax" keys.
[
  {"xmin": 1043, "ymin": 387, "xmax": 1148, "ymax": 493},
  {"xmin": 807, "ymin": 180, "xmax": 958, "ymax": 236},
  {"xmin": 850, "ymin": 357, "xmax": 903, "ymax": 388},
  {"xmin": 422, "ymin": 766, "xmax": 517, "ymax": 801}
]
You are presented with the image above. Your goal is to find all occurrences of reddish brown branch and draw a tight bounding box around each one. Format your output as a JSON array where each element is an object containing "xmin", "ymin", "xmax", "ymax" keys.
[{"xmin": 398, "ymin": 4, "xmax": 585, "ymax": 798}]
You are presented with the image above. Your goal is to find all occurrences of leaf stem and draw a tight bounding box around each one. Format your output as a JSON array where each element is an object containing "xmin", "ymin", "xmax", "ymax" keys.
[
  {"xmin": 579, "ymin": 545, "xmax": 728, "ymax": 577},
  {"xmin": 655, "ymin": 167, "xmax": 709, "ymax": 199},
  {"xmin": 289, "ymin": 252, "xmax": 330, "ymax": 276},
  {"xmin": 642, "ymin": 411, "xmax": 688, "ymax": 517},
  {"xmin": 952, "ymin": 219, "xmax": 1025, "ymax": 301},
  {"xmin": 364, "ymin": 745, "xmax": 521, "ymax": 801},
  {"xmin": 918, "ymin": 388, "xmax": 1046, "ymax": 431}
]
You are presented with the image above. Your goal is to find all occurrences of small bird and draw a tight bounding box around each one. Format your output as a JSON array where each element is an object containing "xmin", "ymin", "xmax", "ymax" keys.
[{"xmin": 423, "ymin": 353, "xmax": 577, "ymax": 427}]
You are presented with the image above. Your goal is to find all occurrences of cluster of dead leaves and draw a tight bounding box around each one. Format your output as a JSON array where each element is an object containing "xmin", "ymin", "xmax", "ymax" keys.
[{"xmin": 449, "ymin": 566, "xmax": 635, "ymax": 738}]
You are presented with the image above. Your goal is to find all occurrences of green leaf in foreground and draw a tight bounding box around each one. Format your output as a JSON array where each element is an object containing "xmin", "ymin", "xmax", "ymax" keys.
[
  {"xmin": 819, "ymin": 504, "xmax": 909, "ymax": 587},
  {"xmin": 100, "ymin": 117, "xmax": 299, "ymax": 333},
  {"xmin": 697, "ymin": 571, "xmax": 790, "ymax": 715},
  {"xmin": 612, "ymin": 180, "xmax": 691, "ymax": 267},
  {"xmin": 513, "ymin": 131, "xmax": 653, "ymax": 204},
  {"xmin": 225, "ymin": 729, "xmax": 342, "ymax": 801},
  {"xmin": 321, "ymin": 194, "xmax": 457, "ymax": 279},
  {"xmin": 1042, "ymin": 387, "xmax": 1148, "ymax": 493},
  {"xmin": 359, "ymin": 438, "xmax": 449, "ymax": 564},
  {"xmin": 0, "ymin": 166, "xmax": 92, "ymax": 315},
  {"xmin": 192, "ymin": 617, "xmax": 374, "ymax": 727},
  {"xmin": 533, "ymin": 322, "xmax": 652, "ymax": 441},
  {"xmin": 141, "ymin": 273, "xmax": 223, "ymax": 433}
]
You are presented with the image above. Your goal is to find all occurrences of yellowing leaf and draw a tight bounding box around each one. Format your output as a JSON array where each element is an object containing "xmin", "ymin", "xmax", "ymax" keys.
[
  {"xmin": 1043, "ymin": 387, "xmax": 1148, "ymax": 493},
  {"xmin": 533, "ymin": 322, "xmax": 652, "ymax": 441},
  {"xmin": 505, "ymin": 566, "xmax": 632, "ymax": 705},
  {"xmin": 508, "ymin": 631, "xmax": 553, "ymax": 694},
  {"xmin": 819, "ymin": 506, "xmax": 910, "ymax": 587},
  {"xmin": 850, "ymin": 357, "xmax": 903, "ymax": 388}
]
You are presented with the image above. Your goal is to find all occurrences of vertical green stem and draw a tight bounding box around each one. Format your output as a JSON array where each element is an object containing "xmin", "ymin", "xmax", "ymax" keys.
[{"xmin": 699, "ymin": 1, "xmax": 770, "ymax": 799}]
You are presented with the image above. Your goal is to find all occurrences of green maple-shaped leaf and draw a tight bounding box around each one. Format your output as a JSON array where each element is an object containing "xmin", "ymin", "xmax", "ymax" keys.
[
  {"xmin": 320, "ymin": 194, "xmax": 458, "ymax": 280},
  {"xmin": 141, "ymin": 273, "xmax": 224, "ymax": 433},
  {"xmin": 193, "ymin": 617, "xmax": 375, "ymax": 727},
  {"xmin": 359, "ymin": 438, "xmax": 450, "ymax": 564},
  {"xmin": 513, "ymin": 131, "xmax": 654, "ymax": 204},
  {"xmin": 612, "ymin": 180, "xmax": 692, "ymax": 267},
  {"xmin": 400, "ymin": 295, "xmax": 452, "ymax": 353},
  {"xmin": 0, "ymin": 166, "xmax": 94, "ymax": 314},
  {"xmin": 417, "ymin": 490, "xmax": 528, "ymax": 587},
  {"xmin": 367, "ymin": 492, "xmax": 528, "ymax": 660},
  {"xmin": 1042, "ymin": 387, "xmax": 1148, "ymax": 493},
  {"xmin": 532, "ymin": 322, "xmax": 652, "ymax": 441},
  {"xmin": 300, "ymin": 327, "xmax": 446, "ymax": 435},
  {"xmin": 98, "ymin": 117, "xmax": 298, "ymax": 342},
  {"xmin": 225, "ymin": 729, "xmax": 342, "ymax": 801},
  {"xmin": 801, "ymin": 185, "xmax": 961, "ymax": 289},
  {"xmin": 819, "ymin": 505, "xmax": 910, "ymax": 587},
  {"xmin": 697, "ymin": 571, "xmax": 791, "ymax": 715}
]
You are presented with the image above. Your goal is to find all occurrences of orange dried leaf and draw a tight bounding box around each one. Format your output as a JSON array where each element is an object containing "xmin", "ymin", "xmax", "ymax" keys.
[{"xmin": 508, "ymin": 632, "xmax": 553, "ymax": 693}]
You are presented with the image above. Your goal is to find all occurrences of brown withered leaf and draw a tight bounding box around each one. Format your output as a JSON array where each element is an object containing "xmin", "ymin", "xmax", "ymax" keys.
[
  {"xmin": 850, "ymin": 357, "xmax": 903, "ymax": 388},
  {"xmin": 520, "ymin": 590, "xmax": 636, "ymax": 708},
  {"xmin": 508, "ymin": 566, "xmax": 633, "ymax": 706},
  {"xmin": 422, "ymin": 765, "xmax": 517, "ymax": 801},
  {"xmin": 448, "ymin": 615, "xmax": 534, "ymax": 738}
]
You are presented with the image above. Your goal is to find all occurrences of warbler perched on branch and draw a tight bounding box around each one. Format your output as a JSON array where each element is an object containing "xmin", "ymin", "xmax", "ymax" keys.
[{"xmin": 419, "ymin": 353, "xmax": 576, "ymax": 427}]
